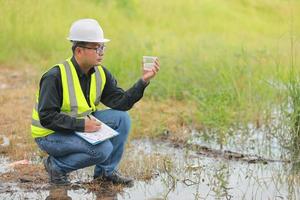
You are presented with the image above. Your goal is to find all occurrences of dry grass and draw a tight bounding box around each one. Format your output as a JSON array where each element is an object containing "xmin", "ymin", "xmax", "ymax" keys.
[
  {"xmin": 0, "ymin": 162, "xmax": 125, "ymax": 196},
  {"xmin": 0, "ymin": 66, "xmax": 38, "ymax": 160},
  {"xmin": 0, "ymin": 163, "xmax": 47, "ymax": 184},
  {"xmin": 130, "ymin": 99, "xmax": 200, "ymax": 142},
  {"xmin": 119, "ymin": 145, "xmax": 171, "ymax": 181}
]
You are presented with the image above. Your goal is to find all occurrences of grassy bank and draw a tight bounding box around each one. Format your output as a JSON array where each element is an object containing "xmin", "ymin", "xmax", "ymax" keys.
[{"xmin": 1, "ymin": 0, "xmax": 300, "ymax": 143}]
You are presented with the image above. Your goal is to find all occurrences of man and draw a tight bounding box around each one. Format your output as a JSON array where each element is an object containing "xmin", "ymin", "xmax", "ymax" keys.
[{"xmin": 31, "ymin": 18, "xmax": 160, "ymax": 186}]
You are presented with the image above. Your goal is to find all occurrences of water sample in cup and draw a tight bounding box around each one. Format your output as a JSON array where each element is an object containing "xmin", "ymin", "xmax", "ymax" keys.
[{"xmin": 143, "ymin": 56, "xmax": 157, "ymax": 71}]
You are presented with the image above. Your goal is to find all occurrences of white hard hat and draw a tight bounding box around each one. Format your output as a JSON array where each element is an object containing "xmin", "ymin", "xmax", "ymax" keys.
[{"xmin": 67, "ymin": 18, "xmax": 110, "ymax": 43}]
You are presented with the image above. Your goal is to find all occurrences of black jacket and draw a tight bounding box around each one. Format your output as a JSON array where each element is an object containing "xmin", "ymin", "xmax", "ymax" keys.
[{"xmin": 37, "ymin": 56, "xmax": 148, "ymax": 133}]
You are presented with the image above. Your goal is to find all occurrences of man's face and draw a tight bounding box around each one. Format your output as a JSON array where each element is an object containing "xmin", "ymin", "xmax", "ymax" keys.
[{"xmin": 78, "ymin": 42, "xmax": 106, "ymax": 66}]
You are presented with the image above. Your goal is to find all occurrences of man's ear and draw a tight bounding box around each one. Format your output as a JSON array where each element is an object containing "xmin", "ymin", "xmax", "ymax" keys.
[{"xmin": 75, "ymin": 47, "xmax": 82, "ymax": 56}]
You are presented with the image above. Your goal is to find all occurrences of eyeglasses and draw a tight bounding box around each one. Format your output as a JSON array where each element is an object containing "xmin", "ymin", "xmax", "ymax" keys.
[{"xmin": 77, "ymin": 45, "xmax": 106, "ymax": 54}]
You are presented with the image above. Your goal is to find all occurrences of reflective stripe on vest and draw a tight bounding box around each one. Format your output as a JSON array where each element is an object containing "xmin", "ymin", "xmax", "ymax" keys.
[{"xmin": 31, "ymin": 58, "xmax": 106, "ymax": 138}]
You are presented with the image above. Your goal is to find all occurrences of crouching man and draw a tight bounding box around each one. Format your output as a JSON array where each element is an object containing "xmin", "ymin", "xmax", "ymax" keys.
[{"xmin": 31, "ymin": 18, "xmax": 160, "ymax": 186}]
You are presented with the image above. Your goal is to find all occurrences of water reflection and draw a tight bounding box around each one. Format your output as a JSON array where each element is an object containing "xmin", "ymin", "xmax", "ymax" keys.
[
  {"xmin": 46, "ymin": 186, "xmax": 71, "ymax": 200},
  {"xmin": 93, "ymin": 189, "xmax": 118, "ymax": 200},
  {"xmin": 127, "ymin": 139, "xmax": 300, "ymax": 199},
  {"xmin": 45, "ymin": 185, "xmax": 118, "ymax": 200}
]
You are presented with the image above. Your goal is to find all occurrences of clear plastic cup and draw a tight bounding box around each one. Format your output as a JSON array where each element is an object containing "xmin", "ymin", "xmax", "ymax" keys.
[{"xmin": 143, "ymin": 56, "xmax": 157, "ymax": 71}]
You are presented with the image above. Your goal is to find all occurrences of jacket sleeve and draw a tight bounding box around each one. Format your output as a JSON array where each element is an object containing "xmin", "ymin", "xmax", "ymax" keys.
[{"xmin": 100, "ymin": 67, "xmax": 149, "ymax": 111}]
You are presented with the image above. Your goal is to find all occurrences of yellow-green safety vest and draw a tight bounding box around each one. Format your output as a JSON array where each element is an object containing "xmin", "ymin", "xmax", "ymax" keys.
[{"xmin": 31, "ymin": 58, "xmax": 106, "ymax": 138}]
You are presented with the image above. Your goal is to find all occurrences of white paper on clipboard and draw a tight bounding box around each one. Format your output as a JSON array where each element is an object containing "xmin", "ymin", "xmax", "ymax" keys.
[{"xmin": 75, "ymin": 116, "xmax": 119, "ymax": 145}]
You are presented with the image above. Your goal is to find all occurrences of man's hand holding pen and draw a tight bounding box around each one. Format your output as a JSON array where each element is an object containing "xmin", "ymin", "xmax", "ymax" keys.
[{"xmin": 84, "ymin": 115, "xmax": 101, "ymax": 132}]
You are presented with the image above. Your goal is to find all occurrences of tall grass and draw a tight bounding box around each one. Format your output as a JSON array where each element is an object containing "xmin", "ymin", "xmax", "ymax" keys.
[
  {"xmin": 1, "ymin": 0, "xmax": 299, "ymax": 142},
  {"xmin": 285, "ymin": 4, "xmax": 300, "ymax": 153},
  {"xmin": 288, "ymin": 74, "xmax": 300, "ymax": 152}
]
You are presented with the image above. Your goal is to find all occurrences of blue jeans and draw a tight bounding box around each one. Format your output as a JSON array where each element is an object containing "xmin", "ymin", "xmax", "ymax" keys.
[{"xmin": 35, "ymin": 109, "xmax": 131, "ymax": 177}]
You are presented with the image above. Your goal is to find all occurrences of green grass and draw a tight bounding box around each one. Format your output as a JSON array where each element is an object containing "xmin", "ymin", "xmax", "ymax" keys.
[
  {"xmin": 285, "ymin": 18, "xmax": 300, "ymax": 153},
  {"xmin": 1, "ymin": 0, "xmax": 299, "ymax": 143}
]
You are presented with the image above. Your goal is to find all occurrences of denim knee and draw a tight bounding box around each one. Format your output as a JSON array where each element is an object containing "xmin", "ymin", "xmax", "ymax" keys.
[
  {"xmin": 118, "ymin": 111, "xmax": 131, "ymax": 131},
  {"xmin": 92, "ymin": 141, "xmax": 113, "ymax": 162}
]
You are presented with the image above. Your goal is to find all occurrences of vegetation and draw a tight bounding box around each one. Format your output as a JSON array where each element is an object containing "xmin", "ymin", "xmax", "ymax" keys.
[
  {"xmin": 1, "ymin": 0, "xmax": 299, "ymax": 144},
  {"xmin": 286, "ymin": 18, "xmax": 300, "ymax": 152}
]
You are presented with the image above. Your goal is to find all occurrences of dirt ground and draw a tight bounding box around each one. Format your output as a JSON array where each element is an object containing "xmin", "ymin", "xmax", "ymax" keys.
[{"xmin": 0, "ymin": 67, "xmax": 38, "ymax": 159}]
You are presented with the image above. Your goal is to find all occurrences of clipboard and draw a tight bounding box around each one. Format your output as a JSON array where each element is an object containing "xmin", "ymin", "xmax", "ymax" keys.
[{"xmin": 75, "ymin": 116, "xmax": 119, "ymax": 145}]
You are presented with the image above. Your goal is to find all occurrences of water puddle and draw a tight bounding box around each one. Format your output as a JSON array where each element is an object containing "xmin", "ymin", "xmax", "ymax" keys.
[
  {"xmin": 1, "ymin": 136, "xmax": 300, "ymax": 199},
  {"xmin": 189, "ymin": 108, "xmax": 291, "ymax": 163},
  {"xmin": 123, "ymin": 140, "xmax": 300, "ymax": 199}
]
